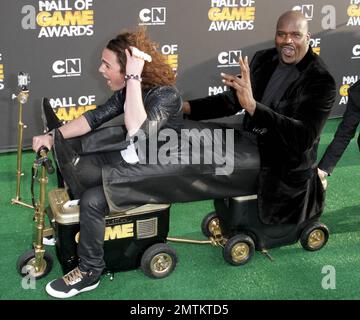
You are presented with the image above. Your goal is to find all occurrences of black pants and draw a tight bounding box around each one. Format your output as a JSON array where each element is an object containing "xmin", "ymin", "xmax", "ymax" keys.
[
  {"xmin": 52, "ymin": 117, "xmax": 261, "ymax": 275},
  {"xmin": 53, "ymin": 130, "xmax": 124, "ymax": 276}
]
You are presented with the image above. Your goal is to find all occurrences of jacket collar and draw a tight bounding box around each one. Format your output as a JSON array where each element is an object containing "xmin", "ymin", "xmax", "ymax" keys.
[{"xmin": 294, "ymin": 46, "xmax": 316, "ymax": 72}]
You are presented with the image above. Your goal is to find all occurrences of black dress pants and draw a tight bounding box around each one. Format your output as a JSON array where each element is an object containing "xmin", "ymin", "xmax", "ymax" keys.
[{"xmin": 53, "ymin": 129, "xmax": 125, "ymax": 276}]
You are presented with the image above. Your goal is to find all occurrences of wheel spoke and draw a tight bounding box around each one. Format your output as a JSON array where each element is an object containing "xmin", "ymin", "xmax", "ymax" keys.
[
  {"xmin": 308, "ymin": 229, "xmax": 325, "ymax": 249},
  {"xmin": 208, "ymin": 218, "xmax": 219, "ymax": 234},
  {"xmin": 151, "ymin": 253, "xmax": 172, "ymax": 274},
  {"xmin": 231, "ymin": 243, "xmax": 249, "ymax": 263}
]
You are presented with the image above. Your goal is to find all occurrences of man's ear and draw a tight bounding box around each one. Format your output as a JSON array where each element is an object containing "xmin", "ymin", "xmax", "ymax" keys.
[{"xmin": 306, "ymin": 32, "xmax": 311, "ymax": 43}]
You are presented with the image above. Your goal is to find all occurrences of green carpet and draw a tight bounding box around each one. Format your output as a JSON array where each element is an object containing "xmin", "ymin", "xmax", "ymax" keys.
[{"xmin": 0, "ymin": 118, "xmax": 359, "ymax": 300}]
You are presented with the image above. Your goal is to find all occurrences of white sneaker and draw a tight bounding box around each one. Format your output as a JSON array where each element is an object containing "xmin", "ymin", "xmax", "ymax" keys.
[{"xmin": 43, "ymin": 237, "xmax": 56, "ymax": 246}]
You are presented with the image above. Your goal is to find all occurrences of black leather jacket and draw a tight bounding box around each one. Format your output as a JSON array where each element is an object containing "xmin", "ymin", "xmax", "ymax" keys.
[
  {"xmin": 77, "ymin": 85, "xmax": 183, "ymax": 156},
  {"xmin": 83, "ymin": 85, "xmax": 183, "ymax": 135}
]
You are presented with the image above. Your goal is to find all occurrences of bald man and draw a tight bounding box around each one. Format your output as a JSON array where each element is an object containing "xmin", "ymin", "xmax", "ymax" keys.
[{"xmin": 183, "ymin": 11, "xmax": 336, "ymax": 225}]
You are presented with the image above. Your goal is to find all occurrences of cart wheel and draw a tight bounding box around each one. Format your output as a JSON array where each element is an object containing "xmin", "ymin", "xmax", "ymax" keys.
[
  {"xmin": 223, "ymin": 234, "xmax": 255, "ymax": 266},
  {"xmin": 17, "ymin": 249, "xmax": 53, "ymax": 280},
  {"xmin": 201, "ymin": 212, "xmax": 220, "ymax": 238},
  {"xmin": 141, "ymin": 243, "xmax": 177, "ymax": 279},
  {"xmin": 300, "ymin": 222, "xmax": 329, "ymax": 251}
]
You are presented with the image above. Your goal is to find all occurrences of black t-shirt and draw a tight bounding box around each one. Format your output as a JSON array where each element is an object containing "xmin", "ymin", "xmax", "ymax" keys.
[{"xmin": 261, "ymin": 63, "xmax": 297, "ymax": 107}]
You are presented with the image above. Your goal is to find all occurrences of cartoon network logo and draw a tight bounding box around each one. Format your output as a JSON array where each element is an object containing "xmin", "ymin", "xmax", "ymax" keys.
[
  {"xmin": 217, "ymin": 50, "xmax": 242, "ymax": 68},
  {"xmin": 52, "ymin": 58, "xmax": 81, "ymax": 78},
  {"xmin": 352, "ymin": 44, "xmax": 360, "ymax": 59},
  {"xmin": 292, "ymin": 4, "xmax": 314, "ymax": 20},
  {"xmin": 139, "ymin": 7, "xmax": 166, "ymax": 25}
]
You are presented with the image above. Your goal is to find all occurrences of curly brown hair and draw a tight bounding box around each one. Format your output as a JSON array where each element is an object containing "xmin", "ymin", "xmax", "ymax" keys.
[{"xmin": 106, "ymin": 26, "xmax": 176, "ymax": 89}]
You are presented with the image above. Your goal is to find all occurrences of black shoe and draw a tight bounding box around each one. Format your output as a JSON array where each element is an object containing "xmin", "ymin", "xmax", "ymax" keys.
[
  {"xmin": 53, "ymin": 129, "xmax": 81, "ymax": 167},
  {"xmin": 53, "ymin": 129, "xmax": 84, "ymax": 198},
  {"xmin": 45, "ymin": 267, "xmax": 100, "ymax": 298},
  {"xmin": 42, "ymin": 97, "xmax": 62, "ymax": 131}
]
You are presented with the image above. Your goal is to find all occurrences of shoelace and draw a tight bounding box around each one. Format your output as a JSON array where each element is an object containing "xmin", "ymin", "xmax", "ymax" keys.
[{"xmin": 63, "ymin": 267, "xmax": 85, "ymax": 286}]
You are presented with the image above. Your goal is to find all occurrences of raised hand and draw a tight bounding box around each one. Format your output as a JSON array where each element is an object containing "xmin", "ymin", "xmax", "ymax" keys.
[
  {"xmin": 125, "ymin": 46, "xmax": 148, "ymax": 76},
  {"xmin": 221, "ymin": 56, "xmax": 256, "ymax": 116}
]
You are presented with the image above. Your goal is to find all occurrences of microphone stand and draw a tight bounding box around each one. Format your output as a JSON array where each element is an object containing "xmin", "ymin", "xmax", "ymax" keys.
[{"xmin": 11, "ymin": 84, "xmax": 34, "ymax": 209}]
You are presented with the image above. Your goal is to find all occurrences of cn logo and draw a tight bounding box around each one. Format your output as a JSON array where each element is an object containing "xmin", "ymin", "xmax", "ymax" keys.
[
  {"xmin": 292, "ymin": 4, "xmax": 314, "ymax": 20},
  {"xmin": 139, "ymin": 7, "xmax": 166, "ymax": 25},
  {"xmin": 352, "ymin": 44, "xmax": 360, "ymax": 59},
  {"xmin": 52, "ymin": 58, "xmax": 81, "ymax": 78},
  {"xmin": 217, "ymin": 50, "xmax": 242, "ymax": 68}
]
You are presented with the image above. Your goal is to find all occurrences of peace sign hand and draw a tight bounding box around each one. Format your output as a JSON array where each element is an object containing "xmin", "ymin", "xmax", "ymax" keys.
[{"xmin": 221, "ymin": 56, "xmax": 256, "ymax": 116}]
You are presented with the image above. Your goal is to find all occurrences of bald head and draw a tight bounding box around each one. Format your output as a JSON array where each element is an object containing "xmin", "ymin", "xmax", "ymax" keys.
[
  {"xmin": 275, "ymin": 10, "xmax": 311, "ymax": 64},
  {"xmin": 277, "ymin": 11, "xmax": 309, "ymax": 33}
]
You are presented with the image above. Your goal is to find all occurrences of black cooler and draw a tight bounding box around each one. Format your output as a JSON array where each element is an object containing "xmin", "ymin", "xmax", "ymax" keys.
[{"xmin": 47, "ymin": 188, "xmax": 171, "ymax": 275}]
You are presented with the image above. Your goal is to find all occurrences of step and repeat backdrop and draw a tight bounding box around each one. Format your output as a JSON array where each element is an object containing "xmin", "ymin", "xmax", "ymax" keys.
[{"xmin": 0, "ymin": 0, "xmax": 359, "ymax": 151}]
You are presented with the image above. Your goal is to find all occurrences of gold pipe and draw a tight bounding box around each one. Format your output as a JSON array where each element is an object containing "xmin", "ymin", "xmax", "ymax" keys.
[
  {"xmin": 167, "ymin": 237, "xmax": 213, "ymax": 245},
  {"xmin": 11, "ymin": 91, "xmax": 33, "ymax": 209},
  {"xmin": 32, "ymin": 150, "xmax": 52, "ymax": 274},
  {"xmin": 15, "ymin": 100, "xmax": 24, "ymax": 199},
  {"xmin": 11, "ymin": 199, "xmax": 34, "ymax": 209},
  {"xmin": 34, "ymin": 166, "xmax": 47, "ymax": 249}
]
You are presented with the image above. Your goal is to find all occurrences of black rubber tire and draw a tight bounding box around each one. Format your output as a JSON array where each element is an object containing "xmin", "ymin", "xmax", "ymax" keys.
[
  {"xmin": 140, "ymin": 243, "xmax": 177, "ymax": 279},
  {"xmin": 17, "ymin": 249, "xmax": 53, "ymax": 280},
  {"xmin": 201, "ymin": 212, "xmax": 220, "ymax": 238},
  {"xmin": 223, "ymin": 234, "xmax": 255, "ymax": 266},
  {"xmin": 300, "ymin": 222, "xmax": 329, "ymax": 251}
]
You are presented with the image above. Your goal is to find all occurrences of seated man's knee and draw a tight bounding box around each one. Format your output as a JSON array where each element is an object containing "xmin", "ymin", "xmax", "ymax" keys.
[{"xmin": 80, "ymin": 186, "xmax": 109, "ymax": 216}]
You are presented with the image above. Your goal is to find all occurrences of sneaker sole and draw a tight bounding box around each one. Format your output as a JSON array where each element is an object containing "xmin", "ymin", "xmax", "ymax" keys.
[{"xmin": 45, "ymin": 280, "xmax": 100, "ymax": 299}]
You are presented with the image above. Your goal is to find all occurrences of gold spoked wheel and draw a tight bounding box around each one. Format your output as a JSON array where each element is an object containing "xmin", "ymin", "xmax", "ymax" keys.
[
  {"xmin": 223, "ymin": 234, "xmax": 255, "ymax": 266},
  {"xmin": 307, "ymin": 229, "xmax": 326, "ymax": 250},
  {"xmin": 231, "ymin": 243, "xmax": 250, "ymax": 264},
  {"xmin": 300, "ymin": 222, "xmax": 329, "ymax": 251},
  {"xmin": 208, "ymin": 218, "xmax": 220, "ymax": 235},
  {"xmin": 201, "ymin": 212, "xmax": 221, "ymax": 238},
  {"xmin": 150, "ymin": 253, "xmax": 173, "ymax": 276},
  {"xmin": 141, "ymin": 243, "xmax": 177, "ymax": 278}
]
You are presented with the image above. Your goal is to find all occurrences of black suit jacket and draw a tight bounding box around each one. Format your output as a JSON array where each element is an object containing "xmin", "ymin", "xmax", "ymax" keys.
[
  {"xmin": 318, "ymin": 80, "xmax": 360, "ymax": 174},
  {"xmin": 189, "ymin": 47, "xmax": 336, "ymax": 224}
]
